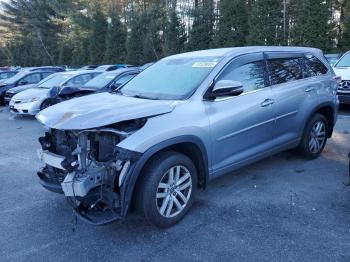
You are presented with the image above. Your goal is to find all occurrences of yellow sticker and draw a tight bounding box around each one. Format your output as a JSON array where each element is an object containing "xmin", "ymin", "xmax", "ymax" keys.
[{"xmin": 192, "ymin": 62, "xmax": 218, "ymax": 68}]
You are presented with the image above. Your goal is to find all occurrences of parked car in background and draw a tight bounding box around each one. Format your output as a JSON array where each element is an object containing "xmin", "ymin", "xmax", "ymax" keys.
[
  {"xmin": 9, "ymin": 70, "xmax": 102, "ymax": 115},
  {"xmin": 0, "ymin": 70, "xmax": 19, "ymax": 81},
  {"xmin": 4, "ymin": 71, "xmax": 64, "ymax": 103},
  {"xmin": 4, "ymin": 83, "xmax": 37, "ymax": 103},
  {"xmin": 325, "ymin": 54, "xmax": 342, "ymax": 66},
  {"xmin": 95, "ymin": 64, "xmax": 135, "ymax": 71},
  {"xmin": 0, "ymin": 70, "xmax": 61, "ymax": 104},
  {"xmin": 139, "ymin": 62, "xmax": 154, "ymax": 71},
  {"xmin": 36, "ymin": 46, "xmax": 338, "ymax": 227},
  {"xmin": 45, "ymin": 68, "xmax": 140, "ymax": 106},
  {"xmin": 332, "ymin": 51, "xmax": 350, "ymax": 104},
  {"xmin": 80, "ymin": 65, "xmax": 99, "ymax": 70}
]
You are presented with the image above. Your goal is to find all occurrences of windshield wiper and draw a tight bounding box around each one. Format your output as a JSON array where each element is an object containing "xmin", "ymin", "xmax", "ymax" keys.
[{"xmin": 132, "ymin": 94, "xmax": 158, "ymax": 100}]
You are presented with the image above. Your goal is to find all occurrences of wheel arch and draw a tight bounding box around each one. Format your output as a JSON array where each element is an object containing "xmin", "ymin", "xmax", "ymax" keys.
[
  {"xmin": 307, "ymin": 102, "xmax": 336, "ymax": 138},
  {"xmin": 121, "ymin": 135, "xmax": 209, "ymax": 216}
]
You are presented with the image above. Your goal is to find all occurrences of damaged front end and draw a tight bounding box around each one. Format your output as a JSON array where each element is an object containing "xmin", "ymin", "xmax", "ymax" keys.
[{"xmin": 37, "ymin": 119, "xmax": 144, "ymax": 225}]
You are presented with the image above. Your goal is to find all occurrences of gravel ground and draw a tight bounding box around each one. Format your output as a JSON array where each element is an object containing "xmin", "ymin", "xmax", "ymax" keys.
[{"xmin": 1, "ymin": 106, "xmax": 350, "ymax": 262}]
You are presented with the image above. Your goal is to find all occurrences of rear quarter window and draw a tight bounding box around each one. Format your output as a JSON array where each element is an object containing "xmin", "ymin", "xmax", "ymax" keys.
[{"xmin": 303, "ymin": 54, "xmax": 328, "ymax": 77}]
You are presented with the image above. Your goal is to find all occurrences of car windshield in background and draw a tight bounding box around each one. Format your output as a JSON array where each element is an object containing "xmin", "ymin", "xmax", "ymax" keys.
[
  {"xmin": 335, "ymin": 53, "xmax": 350, "ymax": 67},
  {"xmin": 120, "ymin": 56, "xmax": 222, "ymax": 100},
  {"xmin": 0, "ymin": 71, "xmax": 16, "ymax": 80},
  {"xmin": 84, "ymin": 72, "xmax": 116, "ymax": 89},
  {"xmin": 37, "ymin": 74, "xmax": 70, "ymax": 89},
  {"xmin": 3, "ymin": 71, "xmax": 26, "ymax": 84}
]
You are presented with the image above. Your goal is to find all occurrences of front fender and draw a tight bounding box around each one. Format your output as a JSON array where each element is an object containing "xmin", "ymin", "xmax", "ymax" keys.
[{"xmin": 119, "ymin": 135, "xmax": 209, "ymax": 217}]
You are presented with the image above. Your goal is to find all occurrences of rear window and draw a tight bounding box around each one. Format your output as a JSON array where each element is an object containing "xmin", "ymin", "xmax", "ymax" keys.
[
  {"xmin": 267, "ymin": 57, "xmax": 303, "ymax": 85},
  {"xmin": 303, "ymin": 54, "xmax": 328, "ymax": 77}
]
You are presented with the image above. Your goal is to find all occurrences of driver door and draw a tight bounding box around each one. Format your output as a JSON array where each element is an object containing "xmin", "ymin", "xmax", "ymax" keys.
[{"xmin": 205, "ymin": 53, "xmax": 276, "ymax": 177}]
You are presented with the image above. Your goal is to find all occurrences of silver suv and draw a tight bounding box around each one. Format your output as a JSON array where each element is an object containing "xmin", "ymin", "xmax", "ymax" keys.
[{"xmin": 36, "ymin": 47, "xmax": 338, "ymax": 227}]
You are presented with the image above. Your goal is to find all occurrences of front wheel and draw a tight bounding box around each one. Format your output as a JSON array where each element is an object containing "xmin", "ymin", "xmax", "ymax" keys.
[
  {"xmin": 299, "ymin": 113, "xmax": 328, "ymax": 159},
  {"xmin": 135, "ymin": 151, "xmax": 197, "ymax": 228}
]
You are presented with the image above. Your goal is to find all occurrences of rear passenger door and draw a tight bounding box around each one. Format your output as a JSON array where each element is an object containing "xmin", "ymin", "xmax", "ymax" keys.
[{"xmin": 265, "ymin": 52, "xmax": 320, "ymax": 147}]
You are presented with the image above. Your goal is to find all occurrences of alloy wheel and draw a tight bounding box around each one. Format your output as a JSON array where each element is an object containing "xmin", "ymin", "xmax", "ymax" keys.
[
  {"xmin": 156, "ymin": 165, "xmax": 192, "ymax": 218},
  {"xmin": 308, "ymin": 120, "xmax": 326, "ymax": 154}
]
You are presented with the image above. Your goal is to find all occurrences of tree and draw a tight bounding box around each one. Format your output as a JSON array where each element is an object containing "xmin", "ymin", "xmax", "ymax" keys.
[
  {"xmin": 289, "ymin": 0, "xmax": 334, "ymax": 52},
  {"xmin": 187, "ymin": 0, "xmax": 215, "ymax": 51},
  {"xmin": 215, "ymin": 0, "xmax": 248, "ymax": 47},
  {"xmin": 0, "ymin": 0, "xmax": 64, "ymax": 65},
  {"xmin": 164, "ymin": 4, "xmax": 186, "ymax": 55},
  {"xmin": 126, "ymin": 11, "xmax": 146, "ymax": 65},
  {"xmin": 126, "ymin": 2, "xmax": 166, "ymax": 65},
  {"xmin": 338, "ymin": 0, "xmax": 350, "ymax": 52},
  {"xmin": 88, "ymin": 5, "xmax": 108, "ymax": 64},
  {"xmin": 247, "ymin": 0, "xmax": 284, "ymax": 46},
  {"xmin": 104, "ymin": 14, "xmax": 127, "ymax": 63}
]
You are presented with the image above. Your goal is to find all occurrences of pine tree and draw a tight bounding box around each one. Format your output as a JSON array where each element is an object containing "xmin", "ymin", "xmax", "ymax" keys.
[
  {"xmin": 58, "ymin": 44, "xmax": 73, "ymax": 65},
  {"xmin": 164, "ymin": 5, "xmax": 186, "ymax": 55},
  {"xmin": 338, "ymin": 0, "xmax": 350, "ymax": 52},
  {"xmin": 187, "ymin": 0, "xmax": 215, "ymax": 51},
  {"xmin": 104, "ymin": 14, "xmax": 127, "ymax": 63},
  {"xmin": 88, "ymin": 6, "xmax": 108, "ymax": 64},
  {"xmin": 289, "ymin": 0, "xmax": 334, "ymax": 52},
  {"xmin": 215, "ymin": 0, "xmax": 248, "ymax": 47},
  {"xmin": 247, "ymin": 0, "xmax": 284, "ymax": 46},
  {"xmin": 126, "ymin": 12, "xmax": 146, "ymax": 65}
]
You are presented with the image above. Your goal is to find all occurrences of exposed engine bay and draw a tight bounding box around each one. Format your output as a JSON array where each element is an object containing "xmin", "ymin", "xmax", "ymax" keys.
[{"xmin": 37, "ymin": 119, "xmax": 145, "ymax": 224}]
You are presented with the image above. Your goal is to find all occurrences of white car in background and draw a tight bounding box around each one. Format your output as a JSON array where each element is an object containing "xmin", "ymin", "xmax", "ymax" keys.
[
  {"xmin": 332, "ymin": 51, "xmax": 350, "ymax": 104},
  {"xmin": 9, "ymin": 70, "xmax": 102, "ymax": 115}
]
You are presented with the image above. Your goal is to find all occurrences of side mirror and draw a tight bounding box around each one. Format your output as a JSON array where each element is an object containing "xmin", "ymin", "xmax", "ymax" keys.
[
  {"xmin": 18, "ymin": 80, "xmax": 28, "ymax": 86},
  {"xmin": 110, "ymin": 82, "xmax": 121, "ymax": 91},
  {"xmin": 49, "ymin": 86, "xmax": 60, "ymax": 97},
  {"xmin": 209, "ymin": 80, "xmax": 244, "ymax": 99}
]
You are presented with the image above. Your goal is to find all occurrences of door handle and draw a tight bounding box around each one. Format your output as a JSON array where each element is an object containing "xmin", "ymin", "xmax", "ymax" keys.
[
  {"xmin": 305, "ymin": 86, "xmax": 316, "ymax": 92},
  {"xmin": 261, "ymin": 99, "xmax": 274, "ymax": 107}
]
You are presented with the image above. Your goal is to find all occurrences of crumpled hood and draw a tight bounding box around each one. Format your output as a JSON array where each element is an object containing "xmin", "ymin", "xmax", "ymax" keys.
[
  {"xmin": 8, "ymin": 84, "xmax": 37, "ymax": 94},
  {"xmin": 36, "ymin": 92, "xmax": 177, "ymax": 130},
  {"xmin": 333, "ymin": 67, "xmax": 350, "ymax": 80},
  {"xmin": 13, "ymin": 87, "xmax": 49, "ymax": 100}
]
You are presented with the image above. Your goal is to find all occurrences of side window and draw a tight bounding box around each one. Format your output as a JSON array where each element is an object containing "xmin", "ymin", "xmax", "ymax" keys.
[
  {"xmin": 267, "ymin": 57, "xmax": 303, "ymax": 85},
  {"xmin": 303, "ymin": 54, "xmax": 328, "ymax": 77},
  {"xmin": 66, "ymin": 74, "xmax": 94, "ymax": 86},
  {"xmin": 20, "ymin": 73, "xmax": 41, "ymax": 84},
  {"xmin": 41, "ymin": 72, "xmax": 53, "ymax": 79},
  {"xmin": 218, "ymin": 61, "xmax": 265, "ymax": 93},
  {"xmin": 114, "ymin": 74, "xmax": 137, "ymax": 87}
]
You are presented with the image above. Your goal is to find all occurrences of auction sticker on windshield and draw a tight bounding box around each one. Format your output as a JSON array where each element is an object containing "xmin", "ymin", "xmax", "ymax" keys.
[{"xmin": 192, "ymin": 61, "xmax": 218, "ymax": 68}]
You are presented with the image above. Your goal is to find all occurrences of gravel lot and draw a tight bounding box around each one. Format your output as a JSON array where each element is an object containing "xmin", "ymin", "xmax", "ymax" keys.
[{"xmin": 1, "ymin": 106, "xmax": 350, "ymax": 262}]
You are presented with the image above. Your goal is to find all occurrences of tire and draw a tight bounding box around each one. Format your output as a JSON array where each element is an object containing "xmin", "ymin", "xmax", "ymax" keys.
[
  {"xmin": 298, "ymin": 113, "xmax": 328, "ymax": 160},
  {"xmin": 135, "ymin": 151, "xmax": 198, "ymax": 228}
]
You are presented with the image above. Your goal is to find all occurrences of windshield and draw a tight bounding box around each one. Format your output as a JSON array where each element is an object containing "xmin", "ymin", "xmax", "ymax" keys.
[
  {"xmin": 83, "ymin": 72, "xmax": 116, "ymax": 89},
  {"xmin": 120, "ymin": 56, "xmax": 222, "ymax": 100},
  {"xmin": 335, "ymin": 53, "xmax": 350, "ymax": 67},
  {"xmin": 3, "ymin": 71, "xmax": 26, "ymax": 84},
  {"xmin": 37, "ymin": 74, "xmax": 70, "ymax": 89}
]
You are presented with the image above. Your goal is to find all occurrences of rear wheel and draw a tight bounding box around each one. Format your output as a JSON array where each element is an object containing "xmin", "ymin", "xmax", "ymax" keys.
[
  {"xmin": 299, "ymin": 113, "xmax": 328, "ymax": 159},
  {"xmin": 135, "ymin": 151, "xmax": 197, "ymax": 228}
]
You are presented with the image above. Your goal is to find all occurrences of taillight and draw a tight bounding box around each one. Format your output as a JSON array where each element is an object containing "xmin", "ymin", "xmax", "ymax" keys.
[{"xmin": 333, "ymin": 75, "xmax": 342, "ymax": 84}]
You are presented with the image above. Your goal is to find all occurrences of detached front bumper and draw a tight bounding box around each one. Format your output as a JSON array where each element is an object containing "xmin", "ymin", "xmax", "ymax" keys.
[{"xmin": 9, "ymin": 100, "xmax": 41, "ymax": 115}]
